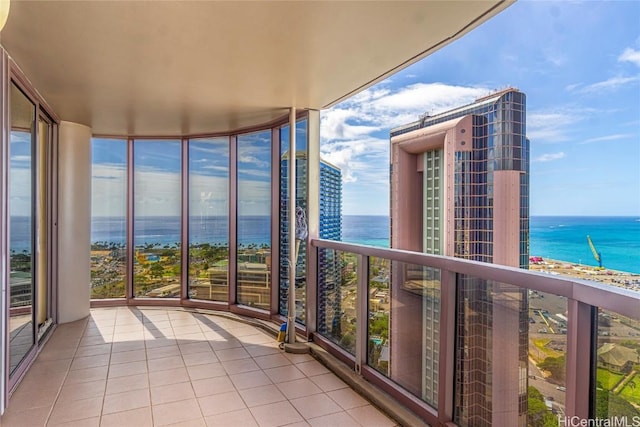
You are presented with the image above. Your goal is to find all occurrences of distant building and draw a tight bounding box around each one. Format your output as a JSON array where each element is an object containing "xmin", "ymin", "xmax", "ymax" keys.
[
  {"xmin": 280, "ymin": 152, "xmax": 342, "ymax": 331},
  {"xmin": 390, "ymin": 88, "xmax": 529, "ymax": 426},
  {"xmin": 598, "ymin": 343, "xmax": 640, "ymax": 373}
]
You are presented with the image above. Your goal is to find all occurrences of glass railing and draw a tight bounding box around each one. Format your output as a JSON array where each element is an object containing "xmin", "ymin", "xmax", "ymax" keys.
[{"xmin": 311, "ymin": 239, "xmax": 640, "ymax": 426}]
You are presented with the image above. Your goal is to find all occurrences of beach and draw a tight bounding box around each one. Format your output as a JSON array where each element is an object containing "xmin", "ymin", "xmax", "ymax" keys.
[{"xmin": 529, "ymin": 256, "xmax": 640, "ymax": 292}]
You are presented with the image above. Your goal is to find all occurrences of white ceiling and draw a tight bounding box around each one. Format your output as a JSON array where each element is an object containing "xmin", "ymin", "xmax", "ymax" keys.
[{"xmin": 1, "ymin": 1, "xmax": 511, "ymax": 136}]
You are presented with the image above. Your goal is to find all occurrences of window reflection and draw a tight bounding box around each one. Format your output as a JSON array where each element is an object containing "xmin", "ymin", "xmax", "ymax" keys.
[
  {"xmin": 90, "ymin": 139, "xmax": 127, "ymax": 299},
  {"xmin": 237, "ymin": 131, "xmax": 271, "ymax": 309},
  {"xmin": 188, "ymin": 138, "xmax": 229, "ymax": 302},
  {"xmin": 9, "ymin": 82, "xmax": 36, "ymax": 374},
  {"xmin": 133, "ymin": 140, "xmax": 182, "ymax": 298},
  {"xmin": 279, "ymin": 120, "xmax": 308, "ymax": 322}
]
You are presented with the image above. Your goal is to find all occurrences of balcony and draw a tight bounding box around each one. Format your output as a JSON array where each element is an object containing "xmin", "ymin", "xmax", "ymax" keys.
[
  {"xmin": 4, "ymin": 240, "xmax": 639, "ymax": 426},
  {"xmin": 1, "ymin": 307, "xmax": 397, "ymax": 427}
]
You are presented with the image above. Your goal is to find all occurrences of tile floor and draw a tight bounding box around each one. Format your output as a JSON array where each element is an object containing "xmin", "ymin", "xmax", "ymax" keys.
[{"xmin": 0, "ymin": 307, "xmax": 397, "ymax": 427}]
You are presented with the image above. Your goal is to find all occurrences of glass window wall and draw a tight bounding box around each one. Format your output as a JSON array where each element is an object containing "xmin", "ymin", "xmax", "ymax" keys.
[
  {"xmin": 133, "ymin": 140, "xmax": 182, "ymax": 298},
  {"xmin": 188, "ymin": 137, "xmax": 229, "ymax": 302},
  {"xmin": 90, "ymin": 138, "xmax": 127, "ymax": 299},
  {"xmin": 237, "ymin": 131, "xmax": 272, "ymax": 309}
]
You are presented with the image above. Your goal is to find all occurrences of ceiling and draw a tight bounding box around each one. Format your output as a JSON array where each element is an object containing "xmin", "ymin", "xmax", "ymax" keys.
[{"xmin": 1, "ymin": 1, "xmax": 511, "ymax": 136}]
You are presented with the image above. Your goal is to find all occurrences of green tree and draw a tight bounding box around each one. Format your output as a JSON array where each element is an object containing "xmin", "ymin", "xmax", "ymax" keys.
[
  {"xmin": 528, "ymin": 386, "xmax": 556, "ymax": 427},
  {"xmin": 595, "ymin": 389, "xmax": 639, "ymax": 419},
  {"xmin": 150, "ymin": 263, "xmax": 164, "ymax": 278},
  {"xmin": 539, "ymin": 355, "xmax": 566, "ymax": 383}
]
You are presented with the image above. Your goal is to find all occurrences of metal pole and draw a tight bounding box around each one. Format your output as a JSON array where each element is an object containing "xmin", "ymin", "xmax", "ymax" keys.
[{"xmin": 287, "ymin": 107, "xmax": 296, "ymax": 344}]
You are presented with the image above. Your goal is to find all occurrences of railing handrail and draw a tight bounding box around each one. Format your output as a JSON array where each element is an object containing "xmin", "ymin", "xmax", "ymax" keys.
[{"xmin": 311, "ymin": 238, "xmax": 640, "ymax": 321}]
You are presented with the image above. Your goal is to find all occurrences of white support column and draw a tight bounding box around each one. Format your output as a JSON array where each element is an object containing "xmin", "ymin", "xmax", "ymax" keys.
[
  {"xmin": 57, "ymin": 121, "xmax": 91, "ymax": 323},
  {"xmin": 287, "ymin": 108, "xmax": 297, "ymax": 343}
]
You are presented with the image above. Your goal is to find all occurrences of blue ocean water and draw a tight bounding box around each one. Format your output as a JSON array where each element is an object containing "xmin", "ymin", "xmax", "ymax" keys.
[
  {"xmin": 11, "ymin": 215, "xmax": 640, "ymax": 274},
  {"xmin": 341, "ymin": 215, "xmax": 640, "ymax": 274}
]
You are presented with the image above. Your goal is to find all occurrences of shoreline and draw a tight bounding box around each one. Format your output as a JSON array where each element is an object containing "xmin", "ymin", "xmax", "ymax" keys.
[{"xmin": 529, "ymin": 256, "xmax": 640, "ymax": 292}]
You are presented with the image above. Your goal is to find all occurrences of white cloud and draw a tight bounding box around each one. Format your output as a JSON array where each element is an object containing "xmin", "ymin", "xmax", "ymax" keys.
[
  {"xmin": 619, "ymin": 47, "xmax": 640, "ymax": 67},
  {"xmin": 580, "ymin": 133, "xmax": 633, "ymax": 144},
  {"xmin": 579, "ymin": 76, "xmax": 639, "ymax": 94},
  {"xmin": 527, "ymin": 111, "xmax": 582, "ymax": 142},
  {"xmin": 534, "ymin": 152, "xmax": 565, "ymax": 162}
]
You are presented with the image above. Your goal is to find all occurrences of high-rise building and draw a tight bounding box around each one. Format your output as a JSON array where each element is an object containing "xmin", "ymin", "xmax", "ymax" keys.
[
  {"xmin": 279, "ymin": 152, "xmax": 342, "ymax": 329},
  {"xmin": 389, "ymin": 88, "xmax": 529, "ymax": 426}
]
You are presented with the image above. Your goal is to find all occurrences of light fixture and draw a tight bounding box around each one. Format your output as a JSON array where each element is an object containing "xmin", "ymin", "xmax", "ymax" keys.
[{"xmin": 0, "ymin": 0, "xmax": 9, "ymax": 33}]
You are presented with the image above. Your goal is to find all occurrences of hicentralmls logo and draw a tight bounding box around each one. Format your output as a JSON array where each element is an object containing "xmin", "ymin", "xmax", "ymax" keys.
[{"xmin": 558, "ymin": 416, "xmax": 640, "ymax": 427}]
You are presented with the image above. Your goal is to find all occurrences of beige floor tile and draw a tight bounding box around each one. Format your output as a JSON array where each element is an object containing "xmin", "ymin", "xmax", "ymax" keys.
[
  {"xmin": 102, "ymin": 388, "xmax": 151, "ymax": 415},
  {"xmin": 221, "ymin": 358, "xmax": 260, "ymax": 375},
  {"xmin": 204, "ymin": 408, "xmax": 259, "ymax": 427},
  {"xmin": 254, "ymin": 353, "xmax": 291, "ymax": 369},
  {"xmin": 197, "ymin": 391, "xmax": 246, "ymax": 417},
  {"xmin": 149, "ymin": 366, "xmax": 190, "ymax": 387},
  {"xmin": 57, "ymin": 379, "xmax": 106, "ymax": 403},
  {"xmin": 208, "ymin": 337, "xmax": 242, "ymax": 350},
  {"xmin": 74, "ymin": 343, "xmax": 112, "ymax": 358},
  {"xmin": 70, "ymin": 352, "xmax": 110, "ymax": 370},
  {"xmin": 148, "ymin": 355, "xmax": 185, "ymax": 372},
  {"xmin": 147, "ymin": 344, "xmax": 181, "ymax": 359},
  {"xmin": 65, "ymin": 365, "xmax": 109, "ymax": 385},
  {"xmin": 151, "ymin": 381, "xmax": 195, "ymax": 405},
  {"xmin": 7, "ymin": 382, "xmax": 60, "ymax": 411},
  {"xmin": 283, "ymin": 353, "xmax": 315, "ymax": 365},
  {"xmin": 106, "ymin": 373, "xmax": 149, "ymax": 395},
  {"xmin": 291, "ymin": 394, "xmax": 342, "ymax": 420},
  {"xmin": 275, "ymin": 378, "xmax": 323, "ymax": 400},
  {"xmin": 36, "ymin": 346, "xmax": 77, "ymax": 362},
  {"xmin": 215, "ymin": 347, "xmax": 250, "ymax": 362},
  {"xmin": 146, "ymin": 337, "xmax": 178, "ymax": 349},
  {"xmin": 182, "ymin": 351, "xmax": 218, "ymax": 367},
  {"xmin": 108, "ymin": 360, "xmax": 148, "ymax": 378},
  {"xmin": 0, "ymin": 405, "xmax": 50, "ymax": 427},
  {"xmin": 191, "ymin": 376, "xmax": 236, "ymax": 398},
  {"xmin": 179, "ymin": 342, "xmax": 213, "ymax": 355},
  {"xmin": 48, "ymin": 396, "xmax": 103, "ymax": 425},
  {"xmin": 249, "ymin": 401, "xmax": 304, "ymax": 427},
  {"xmin": 100, "ymin": 407, "xmax": 152, "ymax": 427},
  {"xmin": 308, "ymin": 373, "xmax": 348, "ymax": 392},
  {"xmin": 172, "ymin": 325, "xmax": 203, "ymax": 336},
  {"xmin": 346, "ymin": 405, "xmax": 396, "ymax": 427},
  {"xmin": 186, "ymin": 363, "xmax": 227, "ymax": 381},
  {"xmin": 326, "ymin": 388, "xmax": 369, "ymax": 410},
  {"xmin": 28, "ymin": 358, "xmax": 73, "ymax": 376},
  {"xmin": 296, "ymin": 361, "xmax": 330, "ymax": 377},
  {"xmin": 48, "ymin": 416, "xmax": 101, "ymax": 426},
  {"xmin": 229, "ymin": 371, "xmax": 273, "ymax": 390},
  {"xmin": 110, "ymin": 348, "xmax": 147, "ymax": 364},
  {"xmin": 238, "ymin": 332, "xmax": 274, "ymax": 345},
  {"xmin": 238, "ymin": 384, "xmax": 286, "ymax": 408},
  {"xmin": 244, "ymin": 343, "xmax": 281, "ymax": 358},
  {"xmin": 165, "ymin": 418, "xmax": 206, "ymax": 427},
  {"xmin": 263, "ymin": 365, "xmax": 306, "ymax": 383},
  {"xmin": 80, "ymin": 335, "xmax": 109, "ymax": 347},
  {"xmin": 111, "ymin": 340, "xmax": 146, "ymax": 353},
  {"xmin": 152, "ymin": 398, "xmax": 203, "ymax": 427},
  {"xmin": 307, "ymin": 411, "xmax": 360, "ymax": 427}
]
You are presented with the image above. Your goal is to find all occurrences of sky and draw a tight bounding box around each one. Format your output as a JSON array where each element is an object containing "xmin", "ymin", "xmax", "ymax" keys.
[{"xmin": 320, "ymin": 0, "xmax": 640, "ymax": 217}]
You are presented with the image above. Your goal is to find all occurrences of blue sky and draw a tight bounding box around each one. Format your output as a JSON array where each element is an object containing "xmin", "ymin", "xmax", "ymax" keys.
[{"xmin": 320, "ymin": 0, "xmax": 640, "ymax": 216}]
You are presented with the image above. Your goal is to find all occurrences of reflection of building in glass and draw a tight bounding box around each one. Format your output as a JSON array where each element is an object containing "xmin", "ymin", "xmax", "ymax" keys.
[
  {"xmin": 279, "ymin": 151, "xmax": 342, "ymax": 328},
  {"xmin": 390, "ymin": 88, "xmax": 529, "ymax": 426}
]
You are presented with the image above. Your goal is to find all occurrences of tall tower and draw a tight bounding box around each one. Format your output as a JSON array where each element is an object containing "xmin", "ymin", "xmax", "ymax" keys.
[
  {"xmin": 279, "ymin": 152, "xmax": 342, "ymax": 328},
  {"xmin": 390, "ymin": 89, "xmax": 529, "ymax": 426}
]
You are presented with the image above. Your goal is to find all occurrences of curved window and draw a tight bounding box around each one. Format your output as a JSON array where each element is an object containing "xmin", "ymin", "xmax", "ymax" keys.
[
  {"xmin": 237, "ymin": 130, "xmax": 272, "ymax": 309},
  {"xmin": 188, "ymin": 137, "xmax": 229, "ymax": 302},
  {"xmin": 90, "ymin": 138, "xmax": 127, "ymax": 299},
  {"xmin": 133, "ymin": 140, "xmax": 182, "ymax": 298}
]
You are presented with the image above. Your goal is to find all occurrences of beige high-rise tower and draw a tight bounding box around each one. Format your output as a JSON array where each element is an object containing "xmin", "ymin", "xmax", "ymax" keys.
[{"xmin": 389, "ymin": 88, "xmax": 530, "ymax": 427}]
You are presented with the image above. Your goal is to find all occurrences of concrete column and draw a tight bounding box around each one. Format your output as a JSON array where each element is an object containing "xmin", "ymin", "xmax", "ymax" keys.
[{"xmin": 57, "ymin": 121, "xmax": 91, "ymax": 323}]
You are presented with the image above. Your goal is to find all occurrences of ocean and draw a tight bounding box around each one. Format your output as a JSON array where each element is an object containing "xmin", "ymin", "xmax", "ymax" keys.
[{"xmin": 10, "ymin": 215, "xmax": 640, "ymax": 274}]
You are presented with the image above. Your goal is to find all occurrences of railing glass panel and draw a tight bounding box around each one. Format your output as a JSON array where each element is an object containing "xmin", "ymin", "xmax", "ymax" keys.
[{"xmin": 594, "ymin": 309, "xmax": 640, "ymax": 421}]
